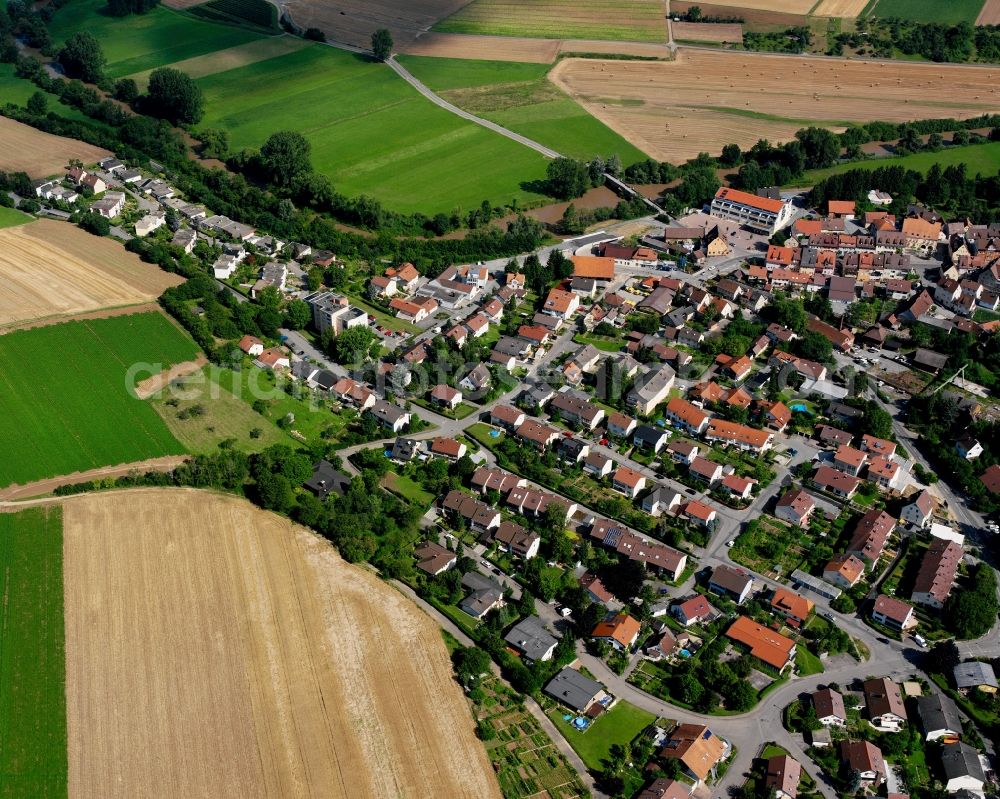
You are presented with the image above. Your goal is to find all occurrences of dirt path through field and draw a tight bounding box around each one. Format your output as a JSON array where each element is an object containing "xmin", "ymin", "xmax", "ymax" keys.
[
  {"xmin": 133, "ymin": 355, "xmax": 209, "ymax": 399},
  {"xmin": 0, "ymin": 456, "xmax": 188, "ymax": 501},
  {"xmin": 60, "ymin": 488, "xmax": 501, "ymax": 799}
]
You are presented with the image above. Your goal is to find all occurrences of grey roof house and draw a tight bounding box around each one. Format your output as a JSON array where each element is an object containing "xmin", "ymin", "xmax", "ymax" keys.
[
  {"xmin": 504, "ymin": 616, "xmax": 559, "ymax": 662},
  {"xmin": 544, "ymin": 668, "xmax": 606, "ymax": 713}
]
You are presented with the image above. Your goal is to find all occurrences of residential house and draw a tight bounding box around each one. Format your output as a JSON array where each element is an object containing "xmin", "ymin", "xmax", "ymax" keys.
[
  {"xmin": 490, "ymin": 405, "xmax": 526, "ymax": 431},
  {"xmin": 660, "ymin": 723, "xmax": 728, "ymax": 784},
  {"xmin": 627, "ymin": 363, "xmax": 676, "ymax": 415},
  {"xmin": 429, "ymin": 384, "xmax": 463, "ymax": 410},
  {"xmin": 725, "ymin": 616, "xmax": 796, "ymax": 671},
  {"xmin": 414, "ymin": 541, "xmax": 457, "ymax": 576},
  {"xmin": 956, "ymin": 436, "xmax": 984, "ymax": 460},
  {"xmin": 591, "ymin": 612, "xmax": 641, "ymax": 651},
  {"xmin": 902, "ymin": 489, "xmax": 935, "ymax": 528},
  {"xmin": 712, "ymin": 186, "xmax": 792, "ymax": 235},
  {"xmin": 760, "ymin": 400, "xmax": 792, "ymax": 432},
  {"xmin": 861, "ymin": 434, "xmax": 897, "ymax": 460},
  {"xmin": 864, "ymin": 677, "xmax": 907, "ymax": 731},
  {"xmin": 705, "ymin": 419, "xmax": 773, "ymax": 454},
  {"xmin": 847, "ymin": 510, "xmax": 895, "ymax": 567},
  {"xmin": 493, "ymin": 521, "xmax": 540, "ymax": 560},
  {"xmin": 384, "ymin": 262, "xmax": 420, "ymax": 293},
  {"xmin": 721, "ymin": 474, "xmax": 756, "ymax": 501},
  {"xmin": 550, "ymin": 392, "xmax": 605, "ymax": 430},
  {"xmin": 916, "ymin": 693, "xmax": 962, "ymax": 742},
  {"xmin": 833, "ymin": 445, "xmax": 868, "ymax": 476},
  {"xmin": 238, "ymin": 334, "xmax": 264, "ymax": 356},
  {"xmin": 940, "ymin": 743, "xmax": 986, "ymax": 794},
  {"xmin": 813, "ymin": 688, "xmax": 847, "ymax": 727},
  {"xmin": 612, "ymin": 466, "xmax": 646, "ymax": 498},
  {"xmin": 765, "ymin": 754, "xmax": 801, "ymax": 799},
  {"xmin": 134, "ymin": 212, "xmax": 165, "ymax": 237},
  {"xmin": 584, "ymin": 451, "xmax": 615, "ymax": 478},
  {"xmin": 867, "ymin": 456, "xmax": 901, "ymax": 492},
  {"xmin": 254, "ymin": 348, "xmax": 290, "ymax": 371},
  {"xmin": 460, "ymin": 571, "xmax": 504, "ymax": 618},
  {"xmin": 911, "ymin": 539, "xmax": 961, "ymax": 609},
  {"xmin": 430, "ymin": 437, "xmax": 467, "ymax": 460},
  {"xmin": 542, "ymin": 288, "xmax": 580, "ymax": 319},
  {"xmin": 681, "ymin": 500, "xmax": 717, "ymax": 528},
  {"xmin": 580, "ymin": 572, "xmax": 615, "ymax": 605},
  {"xmin": 774, "ymin": 488, "xmax": 815, "ymax": 527},
  {"xmin": 665, "ymin": 397, "xmax": 710, "ymax": 436},
  {"xmin": 689, "ymin": 456, "xmax": 724, "ymax": 485},
  {"xmin": 607, "ymin": 412, "xmax": 637, "ymax": 439},
  {"xmin": 471, "ymin": 466, "xmax": 525, "ymax": 496},
  {"xmin": 840, "ymin": 740, "xmax": 886, "ymax": 790},
  {"xmin": 813, "ymin": 465, "xmax": 861, "ymax": 499},
  {"xmin": 770, "ymin": 587, "xmax": 814, "ymax": 626},
  {"xmin": 871, "ymin": 594, "xmax": 917, "ymax": 632},
  {"xmin": 673, "ymin": 595, "xmax": 718, "ymax": 627},
  {"xmin": 636, "ymin": 778, "xmax": 690, "ymax": 799},
  {"xmin": 460, "ymin": 363, "xmax": 491, "ymax": 394},
  {"xmin": 370, "ymin": 399, "xmax": 411, "ymax": 433},
  {"xmin": 515, "ymin": 419, "xmax": 560, "ymax": 450},
  {"xmin": 709, "ymin": 565, "xmax": 753, "ymax": 604},
  {"xmin": 303, "ymin": 460, "xmax": 351, "ymax": 500},
  {"xmin": 633, "ymin": 424, "xmax": 669, "ymax": 454},
  {"xmin": 442, "ymin": 490, "xmax": 500, "ymax": 533},
  {"xmin": 667, "ymin": 439, "xmax": 700, "ymax": 465},
  {"xmin": 544, "ymin": 668, "xmax": 606, "ymax": 713},
  {"xmin": 92, "ymin": 191, "xmax": 125, "ymax": 218},
  {"xmin": 504, "ymin": 616, "xmax": 558, "ymax": 662},
  {"xmin": 642, "ymin": 485, "xmax": 682, "ymax": 517},
  {"xmin": 954, "ymin": 661, "xmax": 999, "ymax": 694},
  {"xmin": 823, "ymin": 554, "xmax": 866, "ymax": 589},
  {"xmin": 557, "ymin": 436, "xmax": 590, "ymax": 465},
  {"xmin": 389, "ymin": 297, "xmax": 436, "ymax": 323}
]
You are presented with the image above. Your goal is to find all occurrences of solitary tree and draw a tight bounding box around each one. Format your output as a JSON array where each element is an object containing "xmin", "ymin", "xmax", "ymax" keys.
[
  {"xmin": 146, "ymin": 67, "xmax": 203, "ymax": 125},
  {"xmin": 371, "ymin": 28, "xmax": 393, "ymax": 61},
  {"xmin": 26, "ymin": 91, "xmax": 47, "ymax": 116},
  {"xmin": 58, "ymin": 32, "xmax": 106, "ymax": 83},
  {"xmin": 113, "ymin": 77, "xmax": 139, "ymax": 104}
]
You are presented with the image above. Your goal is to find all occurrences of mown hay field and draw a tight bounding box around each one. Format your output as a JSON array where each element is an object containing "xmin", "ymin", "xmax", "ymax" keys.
[
  {"xmin": 671, "ymin": 21, "xmax": 743, "ymax": 41},
  {"xmin": 62, "ymin": 489, "xmax": 502, "ymax": 799},
  {"xmin": 810, "ymin": 0, "xmax": 869, "ymax": 16},
  {"xmin": 978, "ymin": 0, "xmax": 1000, "ymax": 25},
  {"xmin": 195, "ymin": 44, "xmax": 550, "ymax": 214},
  {"xmin": 433, "ymin": 0, "xmax": 667, "ymax": 42},
  {"xmin": 550, "ymin": 50, "xmax": 1000, "ymax": 163},
  {"xmin": 282, "ymin": 0, "xmax": 470, "ymax": 49},
  {"xmin": 0, "ymin": 219, "xmax": 183, "ymax": 328},
  {"xmin": 0, "ymin": 313, "xmax": 197, "ymax": 487},
  {"xmin": 399, "ymin": 55, "xmax": 649, "ymax": 161},
  {"xmin": 0, "ymin": 506, "xmax": 67, "ymax": 799},
  {"xmin": 0, "ymin": 117, "xmax": 109, "ymax": 178}
]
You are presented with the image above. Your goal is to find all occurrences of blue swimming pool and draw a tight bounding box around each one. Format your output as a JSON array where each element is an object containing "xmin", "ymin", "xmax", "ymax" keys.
[
  {"xmin": 790, "ymin": 402, "xmax": 811, "ymax": 413},
  {"xmin": 679, "ymin": 649, "xmax": 692, "ymax": 658},
  {"xmin": 489, "ymin": 430, "xmax": 501, "ymax": 438}
]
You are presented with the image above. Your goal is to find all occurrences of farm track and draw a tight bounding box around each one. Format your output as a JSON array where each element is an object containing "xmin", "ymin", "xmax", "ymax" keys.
[{"xmin": 0, "ymin": 456, "xmax": 189, "ymax": 501}]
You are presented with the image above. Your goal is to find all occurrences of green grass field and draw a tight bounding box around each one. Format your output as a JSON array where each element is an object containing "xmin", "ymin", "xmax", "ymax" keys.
[
  {"xmin": 148, "ymin": 365, "xmax": 295, "ymax": 454},
  {"xmin": 196, "ymin": 46, "xmax": 550, "ymax": 214},
  {"xmin": 0, "ymin": 64, "xmax": 96, "ymax": 124},
  {"xmin": 0, "ymin": 206, "xmax": 31, "ymax": 228},
  {"xmin": 399, "ymin": 56, "xmax": 648, "ymax": 163},
  {"xmin": 0, "ymin": 313, "xmax": 198, "ymax": 487},
  {"xmin": 548, "ymin": 700, "xmax": 654, "ymax": 771},
  {"xmin": 48, "ymin": 0, "xmax": 265, "ymax": 79},
  {"xmin": 433, "ymin": 0, "xmax": 666, "ymax": 42},
  {"xmin": 0, "ymin": 506, "xmax": 67, "ymax": 799},
  {"xmin": 801, "ymin": 141, "xmax": 1000, "ymax": 184},
  {"xmin": 869, "ymin": 0, "xmax": 985, "ymax": 24}
]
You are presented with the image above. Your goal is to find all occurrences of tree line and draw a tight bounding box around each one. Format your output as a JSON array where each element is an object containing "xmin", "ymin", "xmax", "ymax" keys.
[{"xmin": 830, "ymin": 16, "xmax": 1000, "ymax": 64}]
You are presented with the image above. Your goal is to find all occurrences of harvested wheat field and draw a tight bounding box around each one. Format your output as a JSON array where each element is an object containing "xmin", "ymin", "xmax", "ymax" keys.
[
  {"xmin": 812, "ymin": 0, "xmax": 870, "ymax": 16},
  {"xmin": 671, "ymin": 21, "xmax": 743, "ymax": 42},
  {"xmin": 977, "ymin": 0, "xmax": 1000, "ymax": 25},
  {"xmin": 402, "ymin": 31, "xmax": 561, "ymax": 61},
  {"xmin": 282, "ymin": 0, "xmax": 472, "ymax": 49},
  {"xmin": 0, "ymin": 219, "xmax": 183, "ymax": 328},
  {"xmin": 61, "ymin": 488, "xmax": 500, "ymax": 799},
  {"xmin": 550, "ymin": 50, "xmax": 1000, "ymax": 163},
  {"xmin": 0, "ymin": 116, "xmax": 109, "ymax": 178}
]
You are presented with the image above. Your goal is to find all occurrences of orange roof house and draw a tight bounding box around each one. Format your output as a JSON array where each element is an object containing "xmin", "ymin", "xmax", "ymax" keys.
[
  {"xmin": 725, "ymin": 616, "xmax": 796, "ymax": 671},
  {"xmin": 592, "ymin": 613, "xmax": 641, "ymax": 650},
  {"xmin": 571, "ymin": 255, "xmax": 616, "ymax": 280},
  {"xmin": 660, "ymin": 724, "xmax": 727, "ymax": 782},
  {"xmin": 766, "ymin": 245, "xmax": 795, "ymax": 267},
  {"xmin": 828, "ymin": 200, "xmax": 856, "ymax": 217},
  {"xmin": 770, "ymin": 587, "xmax": 814, "ymax": 625},
  {"xmin": 714, "ymin": 186, "xmax": 785, "ymax": 214}
]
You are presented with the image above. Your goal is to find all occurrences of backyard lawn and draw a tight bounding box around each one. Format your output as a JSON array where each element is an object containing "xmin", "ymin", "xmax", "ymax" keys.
[
  {"xmin": 0, "ymin": 507, "xmax": 67, "ymax": 799},
  {"xmin": 548, "ymin": 700, "xmax": 654, "ymax": 771},
  {"xmin": 0, "ymin": 313, "xmax": 197, "ymax": 487}
]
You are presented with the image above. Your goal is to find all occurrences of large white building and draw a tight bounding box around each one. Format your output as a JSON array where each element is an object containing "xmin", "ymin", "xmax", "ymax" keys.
[
  {"xmin": 306, "ymin": 291, "xmax": 369, "ymax": 336},
  {"xmin": 710, "ymin": 187, "xmax": 793, "ymax": 235}
]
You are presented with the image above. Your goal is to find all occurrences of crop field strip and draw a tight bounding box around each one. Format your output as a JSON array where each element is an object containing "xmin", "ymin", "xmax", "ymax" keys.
[
  {"xmin": 977, "ymin": 0, "xmax": 1000, "ymax": 25},
  {"xmin": 0, "ymin": 116, "xmax": 110, "ymax": 179},
  {"xmin": 61, "ymin": 489, "xmax": 503, "ymax": 798},
  {"xmin": 870, "ymin": 0, "xmax": 987, "ymax": 24},
  {"xmin": 0, "ymin": 506, "xmax": 67, "ymax": 799},
  {"xmin": 398, "ymin": 55, "xmax": 650, "ymax": 162},
  {"xmin": 194, "ymin": 44, "xmax": 550, "ymax": 214},
  {"xmin": 433, "ymin": 0, "xmax": 667, "ymax": 42},
  {"xmin": 47, "ymin": 0, "xmax": 267, "ymax": 79},
  {"xmin": 0, "ymin": 313, "xmax": 197, "ymax": 487},
  {"xmin": 550, "ymin": 51, "xmax": 1000, "ymax": 164},
  {"xmin": 0, "ymin": 219, "xmax": 184, "ymax": 328}
]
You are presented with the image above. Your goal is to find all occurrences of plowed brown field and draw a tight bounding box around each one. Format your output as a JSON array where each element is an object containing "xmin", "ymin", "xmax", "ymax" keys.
[
  {"xmin": 61, "ymin": 489, "xmax": 501, "ymax": 799},
  {"xmin": 550, "ymin": 51, "xmax": 1000, "ymax": 162},
  {"xmin": 0, "ymin": 116, "xmax": 110, "ymax": 178},
  {"xmin": 812, "ymin": 0, "xmax": 869, "ymax": 16},
  {"xmin": 0, "ymin": 219, "xmax": 183, "ymax": 328},
  {"xmin": 671, "ymin": 21, "xmax": 743, "ymax": 41},
  {"xmin": 977, "ymin": 0, "xmax": 1000, "ymax": 24},
  {"xmin": 283, "ymin": 0, "xmax": 471, "ymax": 48}
]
